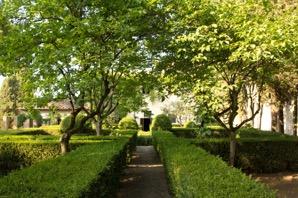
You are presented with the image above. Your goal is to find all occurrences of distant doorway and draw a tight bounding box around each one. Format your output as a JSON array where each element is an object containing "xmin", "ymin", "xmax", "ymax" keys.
[{"xmin": 141, "ymin": 118, "xmax": 151, "ymax": 131}]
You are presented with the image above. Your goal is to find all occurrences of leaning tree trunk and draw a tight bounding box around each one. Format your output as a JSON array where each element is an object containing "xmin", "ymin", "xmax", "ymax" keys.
[
  {"xmin": 229, "ymin": 130, "xmax": 237, "ymax": 166},
  {"xmin": 60, "ymin": 132, "xmax": 72, "ymax": 154}
]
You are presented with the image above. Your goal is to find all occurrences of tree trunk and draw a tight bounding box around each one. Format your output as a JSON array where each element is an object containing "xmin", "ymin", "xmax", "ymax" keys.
[
  {"xmin": 96, "ymin": 116, "xmax": 103, "ymax": 136},
  {"xmin": 271, "ymin": 110, "xmax": 277, "ymax": 132},
  {"xmin": 229, "ymin": 131, "xmax": 237, "ymax": 166},
  {"xmin": 60, "ymin": 133, "xmax": 71, "ymax": 154},
  {"xmin": 277, "ymin": 103, "xmax": 284, "ymax": 133},
  {"xmin": 294, "ymin": 94, "xmax": 298, "ymax": 136},
  {"xmin": 259, "ymin": 104, "xmax": 263, "ymax": 130}
]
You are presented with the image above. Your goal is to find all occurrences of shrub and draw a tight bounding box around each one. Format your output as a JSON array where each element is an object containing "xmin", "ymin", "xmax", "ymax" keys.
[
  {"xmin": 195, "ymin": 136, "xmax": 298, "ymax": 173},
  {"xmin": 153, "ymin": 131, "xmax": 275, "ymax": 197},
  {"xmin": 183, "ymin": 121, "xmax": 197, "ymax": 128},
  {"xmin": 16, "ymin": 114, "xmax": 27, "ymax": 128},
  {"xmin": 0, "ymin": 131, "xmax": 137, "ymax": 197},
  {"xmin": 118, "ymin": 116, "xmax": 138, "ymax": 130},
  {"xmin": 60, "ymin": 114, "xmax": 92, "ymax": 133},
  {"xmin": 150, "ymin": 114, "xmax": 172, "ymax": 131}
]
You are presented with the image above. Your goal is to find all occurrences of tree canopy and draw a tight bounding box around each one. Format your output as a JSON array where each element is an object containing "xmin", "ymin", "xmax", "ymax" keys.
[
  {"xmin": 154, "ymin": 0, "xmax": 298, "ymax": 165},
  {"xmin": 0, "ymin": 0, "xmax": 297, "ymax": 162},
  {"xmin": 1, "ymin": 0, "xmax": 163, "ymax": 152}
]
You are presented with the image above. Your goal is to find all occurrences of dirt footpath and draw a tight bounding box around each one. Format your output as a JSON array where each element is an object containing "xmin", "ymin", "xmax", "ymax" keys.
[
  {"xmin": 117, "ymin": 146, "xmax": 171, "ymax": 198},
  {"xmin": 252, "ymin": 172, "xmax": 298, "ymax": 198}
]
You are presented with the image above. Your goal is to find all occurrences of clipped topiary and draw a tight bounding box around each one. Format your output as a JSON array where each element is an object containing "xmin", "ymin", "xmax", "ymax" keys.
[
  {"xmin": 17, "ymin": 113, "xmax": 27, "ymax": 128},
  {"xmin": 184, "ymin": 121, "xmax": 198, "ymax": 128},
  {"xmin": 150, "ymin": 114, "xmax": 172, "ymax": 131},
  {"xmin": 28, "ymin": 110, "xmax": 43, "ymax": 127},
  {"xmin": 118, "ymin": 116, "xmax": 138, "ymax": 130},
  {"xmin": 60, "ymin": 113, "xmax": 92, "ymax": 133}
]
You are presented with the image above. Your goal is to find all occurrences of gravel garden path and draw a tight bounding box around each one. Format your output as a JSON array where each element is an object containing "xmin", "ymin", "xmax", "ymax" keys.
[
  {"xmin": 252, "ymin": 172, "xmax": 298, "ymax": 198},
  {"xmin": 117, "ymin": 146, "xmax": 171, "ymax": 198}
]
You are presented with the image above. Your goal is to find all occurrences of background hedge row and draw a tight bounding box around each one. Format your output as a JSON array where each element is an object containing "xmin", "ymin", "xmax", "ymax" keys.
[
  {"xmin": 195, "ymin": 137, "xmax": 298, "ymax": 173},
  {"xmin": 153, "ymin": 131, "xmax": 275, "ymax": 197},
  {"xmin": 0, "ymin": 131, "xmax": 137, "ymax": 197}
]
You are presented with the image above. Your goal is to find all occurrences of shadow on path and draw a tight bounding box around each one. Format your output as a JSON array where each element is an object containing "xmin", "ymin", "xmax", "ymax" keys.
[
  {"xmin": 117, "ymin": 146, "xmax": 171, "ymax": 198},
  {"xmin": 252, "ymin": 172, "xmax": 298, "ymax": 198}
]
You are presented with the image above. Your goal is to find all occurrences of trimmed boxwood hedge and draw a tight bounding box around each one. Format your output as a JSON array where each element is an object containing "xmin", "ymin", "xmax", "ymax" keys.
[
  {"xmin": 170, "ymin": 127, "xmax": 229, "ymax": 138},
  {"xmin": 170, "ymin": 127, "xmax": 198, "ymax": 138},
  {"xmin": 195, "ymin": 137, "xmax": 298, "ymax": 173},
  {"xmin": 0, "ymin": 142, "xmax": 60, "ymax": 176},
  {"xmin": 153, "ymin": 131, "xmax": 275, "ymax": 197},
  {"xmin": 0, "ymin": 126, "xmax": 61, "ymax": 136},
  {"xmin": 0, "ymin": 132, "xmax": 137, "ymax": 197}
]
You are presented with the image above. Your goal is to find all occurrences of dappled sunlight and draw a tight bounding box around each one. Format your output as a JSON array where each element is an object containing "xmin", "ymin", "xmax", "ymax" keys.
[
  {"xmin": 282, "ymin": 174, "xmax": 298, "ymax": 182},
  {"xmin": 253, "ymin": 172, "xmax": 298, "ymax": 198},
  {"xmin": 128, "ymin": 164, "xmax": 163, "ymax": 168}
]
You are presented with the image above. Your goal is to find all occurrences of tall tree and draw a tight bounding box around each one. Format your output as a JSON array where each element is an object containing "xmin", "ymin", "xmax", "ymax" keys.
[
  {"xmin": 2, "ymin": 0, "xmax": 159, "ymax": 153},
  {"xmin": 0, "ymin": 75, "xmax": 21, "ymax": 117},
  {"xmin": 155, "ymin": 0, "xmax": 298, "ymax": 166}
]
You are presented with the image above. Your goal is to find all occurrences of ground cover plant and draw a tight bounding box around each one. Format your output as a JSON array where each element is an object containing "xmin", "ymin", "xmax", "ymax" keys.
[
  {"xmin": 0, "ymin": 131, "xmax": 137, "ymax": 197},
  {"xmin": 153, "ymin": 131, "xmax": 275, "ymax": 197}
]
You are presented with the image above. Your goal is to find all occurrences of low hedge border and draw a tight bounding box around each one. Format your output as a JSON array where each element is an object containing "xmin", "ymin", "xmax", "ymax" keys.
[
  {"xmin": 0, "ymin": 135, "xmax": 108, "ymax": 175},
  {"xmin": 0, "ymin": 131, "xmax": 137, "ymax": 197},
  {"xmin": 195, "ymin": 138, "xmax": 298, "ymax": 173},
  {"xmin": 153, "ymin": 131, "xmax": 275, "ymax": 197},
  {"xmin": 0, "ymin": 142, "xmax": 60, "ymax": 176},
  {"xmin": 170, "ymin": 127, "xmax": 229, "ymax": 138},
  {"xmin": 170, "ymin": 127, "xmax": 198, "ymax": 138}
]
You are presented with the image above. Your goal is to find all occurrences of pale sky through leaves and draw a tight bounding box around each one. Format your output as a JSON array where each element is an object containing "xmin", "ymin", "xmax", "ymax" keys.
[{"xmin": 0, "ymin": 75, "xmax": 4, "ymax": 86}]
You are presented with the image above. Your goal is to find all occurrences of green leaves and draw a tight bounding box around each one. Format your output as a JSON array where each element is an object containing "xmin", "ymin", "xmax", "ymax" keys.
[
  {"xmin": 1, "ymin": 0, "xmax": 157, "ymax": 132},
  {"xmin": 155, "ymin": 0, "xmax": 297, "ymax": 132}
]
